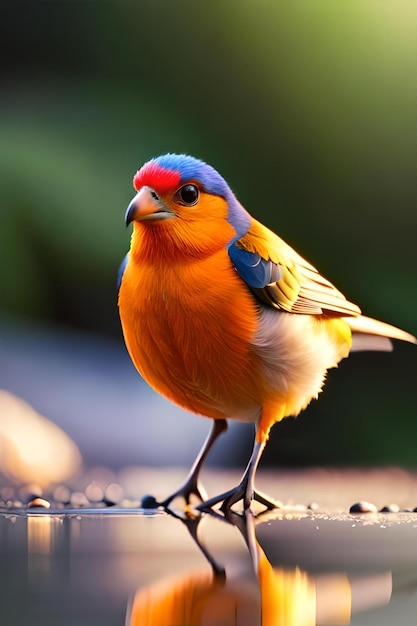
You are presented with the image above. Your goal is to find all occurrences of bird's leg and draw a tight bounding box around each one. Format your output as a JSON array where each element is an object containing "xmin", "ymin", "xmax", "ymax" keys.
[
  {"xmin": 197, "ymin": 434, "xmax": 280, "ymax": 513},
  {"xmin": 159, "ymin": 418, "xmax": 228, "ymax": 508},
  {"xmin": 222, "ymin": 439, "xmax": 266, "ymax": 511}
]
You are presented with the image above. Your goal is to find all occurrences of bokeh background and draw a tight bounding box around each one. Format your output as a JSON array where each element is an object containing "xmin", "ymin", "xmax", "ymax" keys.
[{"xmin": 1, "ymin": 1, "xmax": 417, "ymax": 486}]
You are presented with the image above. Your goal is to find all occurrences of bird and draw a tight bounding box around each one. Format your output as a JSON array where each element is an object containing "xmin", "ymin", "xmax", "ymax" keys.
[{"xmin": 118, "ymin": 153, "xmax": 416, "ymax": 512}]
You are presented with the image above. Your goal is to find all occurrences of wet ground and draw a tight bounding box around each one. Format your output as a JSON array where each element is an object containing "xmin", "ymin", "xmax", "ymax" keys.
[{"xmin": 2, "ymin": 467, "xmax": 417, "ymax": 625}]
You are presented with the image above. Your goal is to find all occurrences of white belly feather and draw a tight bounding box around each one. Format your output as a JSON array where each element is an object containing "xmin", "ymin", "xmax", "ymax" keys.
[{"xmin": 250, "ymin": 308, "xmax": 350, "ymax": 418}]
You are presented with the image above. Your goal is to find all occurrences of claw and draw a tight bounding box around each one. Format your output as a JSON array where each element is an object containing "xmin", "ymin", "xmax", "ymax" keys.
[
  {"xmin": 159, "ymin": 478, "xmax": 208, "ymax": 509},
  {"xmin": 196, "ymin": 485, "xmax": 280, "ymax": 513},
  {"xmin": 196, "ymin": 438, "xmax": 281, "ymax": 513}
]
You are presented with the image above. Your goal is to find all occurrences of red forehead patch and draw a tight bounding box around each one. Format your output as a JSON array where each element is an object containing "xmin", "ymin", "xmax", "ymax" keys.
[{"xmin": 133, "ymin": 162, "xmax": 181, "ymax": 195}]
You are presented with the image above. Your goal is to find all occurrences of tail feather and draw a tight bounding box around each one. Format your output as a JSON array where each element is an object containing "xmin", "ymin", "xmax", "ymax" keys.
[{"xmin": 346, "ymin": 315, "xmax": 416, "ymax": 353}]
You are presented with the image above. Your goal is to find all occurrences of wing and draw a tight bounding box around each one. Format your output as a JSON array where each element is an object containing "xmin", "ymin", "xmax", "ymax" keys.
[
  {"xmin": 117, "ymin": 253, "xmax": 129, "ymax": 292},
  {"xmin": 228, "ymin": 218, "xmax": 361, "ymax": 317}
]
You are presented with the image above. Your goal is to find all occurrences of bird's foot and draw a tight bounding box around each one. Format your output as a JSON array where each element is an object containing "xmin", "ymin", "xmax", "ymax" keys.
[
  {"xmin": 253, "ymin": 488, "xmax": 282, "ymax": 511},
  {"xmin": 196, "ymin": 483, "xmax": 280, "ymax": 513},
  {"xmin": 158, "ymin": 476, "xmax": 208, "ymax": 510}
]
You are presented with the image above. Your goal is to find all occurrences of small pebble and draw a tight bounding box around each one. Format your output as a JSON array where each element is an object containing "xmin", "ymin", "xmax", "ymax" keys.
[
  {"xmin": 104, "ymin": 482, "xmax": 124, "ymax": 505},
  {"xmin": 53, "ymin": 485, "xmax": 71, "ymax": 504},
  {"xmin": 349, "ymin": 501, "xmax": 378, "ymax": 514},
  {"xmin": 85, "ymin": 482, "xmax": 105, "ymax": 503},
  {"xmin": 27, "ymin": 497, "xmax": 51, "ymax": 509},
  {"xmin": 70, "ymin": 492, "xmax": 89, "ymax": 508},
  {"xmin": 1, "ymin": 486, "xmax": 15, "ymax": 500},
  {"xmin": 379, "ymin": 504, "xmax": 400, "ymax": 513},
  {"xmin": 141, "ymin": 494, "xmax": 159, "ymax": 509}
]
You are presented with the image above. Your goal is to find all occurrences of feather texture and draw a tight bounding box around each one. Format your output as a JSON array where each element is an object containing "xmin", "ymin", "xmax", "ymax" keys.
[{"xmin": 231, "ymin": 218, "xmax": 361, "ymax": 317}]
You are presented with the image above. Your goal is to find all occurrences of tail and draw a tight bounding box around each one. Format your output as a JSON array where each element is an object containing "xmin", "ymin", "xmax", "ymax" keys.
[{"xmin": 346, "ymin": 315, "xmax": 417, "ymax": 352}]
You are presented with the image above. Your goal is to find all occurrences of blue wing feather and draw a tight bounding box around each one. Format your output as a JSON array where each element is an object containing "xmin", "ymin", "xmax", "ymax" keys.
[
  {"xmin": 117, "ymin": 253, "xmax": 129, "ymax": 292},
  {"xmin": 228, "ymin": 243, "xmax": 282, "ymax": 288},
  {"xmin": 228, "ymin": 225, "xmax": 361, "ymax": 316}
]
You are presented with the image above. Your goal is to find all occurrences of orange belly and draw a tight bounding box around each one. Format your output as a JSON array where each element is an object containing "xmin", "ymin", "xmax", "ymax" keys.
[{"xmin": 118, "ymin": 249, "xmax": 263, "ymax": 419}]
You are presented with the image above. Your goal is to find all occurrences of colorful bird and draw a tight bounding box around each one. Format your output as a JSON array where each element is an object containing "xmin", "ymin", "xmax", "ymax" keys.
[{"xmin": 118, "ymin": 153, "xmax": 416, "ymax": 511}]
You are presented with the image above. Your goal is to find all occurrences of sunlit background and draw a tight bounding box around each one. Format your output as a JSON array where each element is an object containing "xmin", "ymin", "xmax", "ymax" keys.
[{"xmin": 1, "ymin": 1, "xmax": 417, "ymax": 489}]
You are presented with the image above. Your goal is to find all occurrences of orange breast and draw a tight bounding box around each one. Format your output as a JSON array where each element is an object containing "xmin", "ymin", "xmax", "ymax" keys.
[{"xmin": 118, "ymin": 248, "xmax": 262, "ymax": 419}]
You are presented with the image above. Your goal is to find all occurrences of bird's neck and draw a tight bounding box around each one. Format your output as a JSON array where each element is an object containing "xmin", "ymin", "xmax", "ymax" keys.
[{"xmin": 130, "ymin": 220, "xmax": 235, "ymax": 265}]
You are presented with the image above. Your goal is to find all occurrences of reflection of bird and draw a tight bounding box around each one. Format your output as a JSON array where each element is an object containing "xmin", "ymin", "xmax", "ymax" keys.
[
  {"xmin": 118, "ymin": 153, "xmax": 416, "ymax": 511},
  {"xmin": 127, "ymin": 507, "xmax": 393, "ymax": 626}
]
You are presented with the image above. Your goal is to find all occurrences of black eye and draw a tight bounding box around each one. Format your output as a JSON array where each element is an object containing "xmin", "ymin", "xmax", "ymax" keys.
[{"xmin": 177, "ymin": 184, "xmax": 199, "ymax": 206}]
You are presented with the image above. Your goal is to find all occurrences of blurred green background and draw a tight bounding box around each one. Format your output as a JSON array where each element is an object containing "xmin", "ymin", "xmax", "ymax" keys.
[{"xmin": 1, "ymin": 0, "xmax": 416, "ymax": 468}]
